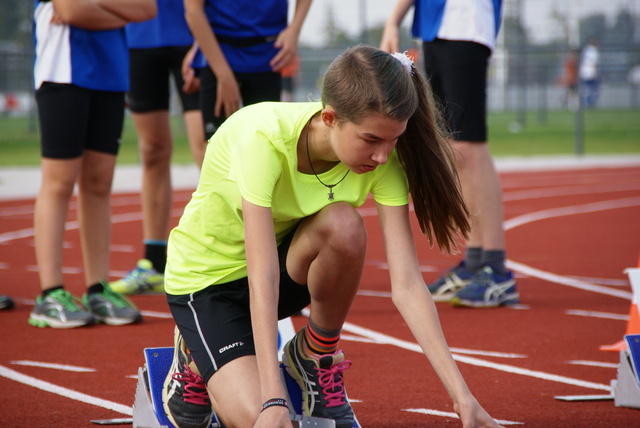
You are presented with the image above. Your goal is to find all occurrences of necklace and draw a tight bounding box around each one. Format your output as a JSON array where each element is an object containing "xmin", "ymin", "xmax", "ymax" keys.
[{"xmin": 305, "ymin": 119, "xmax": 349, "ymax": 201}]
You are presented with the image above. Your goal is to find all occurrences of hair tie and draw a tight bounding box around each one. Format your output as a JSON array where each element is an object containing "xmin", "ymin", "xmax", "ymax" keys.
[{"xmin": 391, "ymin": 51, "xmax": 414, "ymax": 75}]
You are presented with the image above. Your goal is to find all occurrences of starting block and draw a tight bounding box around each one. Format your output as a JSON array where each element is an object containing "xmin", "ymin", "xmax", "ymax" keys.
[
  {"xmin": 610, "ymin": 334, "xmax": 640, "ymax": 409},
  {"xmin": 132, "ymin": 318, "xmax": 361, "ymax": 427}
]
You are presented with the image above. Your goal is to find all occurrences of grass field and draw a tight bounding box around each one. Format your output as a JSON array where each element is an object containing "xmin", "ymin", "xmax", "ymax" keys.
[{"xmin": 0, "ymin": 108, "xmax": 638, "ymax": 167}]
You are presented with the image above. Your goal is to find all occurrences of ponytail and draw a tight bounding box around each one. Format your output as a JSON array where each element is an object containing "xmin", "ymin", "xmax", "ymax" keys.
[{"xmin": 396, "ymin": 71, "xmax": 470, "ymax": 253}]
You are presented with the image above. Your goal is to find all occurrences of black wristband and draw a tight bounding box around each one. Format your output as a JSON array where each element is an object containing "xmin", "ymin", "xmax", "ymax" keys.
[{"xmin": 261, "ymin": 398, "xmax": 288, "ymax": 412}]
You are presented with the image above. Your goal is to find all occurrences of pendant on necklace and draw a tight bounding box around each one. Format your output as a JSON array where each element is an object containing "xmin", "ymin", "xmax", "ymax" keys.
[{"xmin": 327, "ymin": 185, "xmax": 335, "ymax": 201}]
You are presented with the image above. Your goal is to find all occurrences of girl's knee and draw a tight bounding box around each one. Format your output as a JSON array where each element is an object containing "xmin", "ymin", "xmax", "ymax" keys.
[{"xmin": 323, "ymin": 203, "xmax": 367, "ymax": 252}]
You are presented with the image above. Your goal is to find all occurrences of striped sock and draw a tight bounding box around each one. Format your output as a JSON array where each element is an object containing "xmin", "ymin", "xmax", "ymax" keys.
[{"xmin": 303, "ymin": 318, "xmax": 341, "ymax": 356}]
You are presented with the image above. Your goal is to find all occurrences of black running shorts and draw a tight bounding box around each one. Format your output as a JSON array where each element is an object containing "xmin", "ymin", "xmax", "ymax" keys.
[
  {"xmin": 128, "ymin": 46, "xmax": 200, "ymax": 113},
  {"xmin": 198, "ymin": 66, "xmax": 281, "ymax": 141},
  {"xmin": 166, "ymin": 227, "xmax": 310, "ymax": 383},
  {"xmin": 422, "ymin": 39, "xmax": 491, "ymax": 142},
  {"xmin": 35, "ymin": 82, "xmax": 124, "ymax": 159}
]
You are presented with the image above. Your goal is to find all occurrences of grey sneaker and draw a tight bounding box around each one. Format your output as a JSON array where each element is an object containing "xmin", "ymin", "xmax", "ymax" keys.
[
  {"xmin": 282, "ymin": 327, "xmax": 354, "ymax": 428},
  {"xmin": 0, "ymin": 295, "xmax": 15, "ymax": 310},
  {"xmin": 82, "ymin": 282, "xmax": 142, "ymax": 325},
  {"xmin": 28, "ymin": 288, "xmax": 95, "ymax": 328}
]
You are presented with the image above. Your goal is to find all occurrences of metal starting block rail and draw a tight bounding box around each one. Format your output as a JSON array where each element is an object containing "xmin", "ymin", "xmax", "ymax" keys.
[{"xmin": 132, "ymin": 319, "xmax": 361, "ymax": 427}]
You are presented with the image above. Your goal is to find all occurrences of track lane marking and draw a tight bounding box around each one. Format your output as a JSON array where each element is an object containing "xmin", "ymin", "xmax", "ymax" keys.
[
  {"xmin": 507, "ymin": 260, "xmax": 632, "ymax": 300},
  {"xmin": 565, "ymin": 309, "xmax": 628, "ymax": 321},
  {"xmin": 504, "ymin": 197, "xmax": 640, "ymax": 231},
  {"xmin": 10, "ymin": 360, "xmax": 95, "ymax": 372},
  {"xmin": 503, "ymin": 197, "xmax": 640, "ymax": 301},
  {"xmin": 0, "ymin": 364, "xmax": 132, "ymax": 415},
  {"xmin": 403, "ymin": 408, "xmax": 523, "ymax": 425},
  {"xmin": 339, "ymin": 320, "xmax": 611, "ymax": 392},
  {"xmin": 567, "ymin": 360, "xmax": 618, "ymax": 369}
]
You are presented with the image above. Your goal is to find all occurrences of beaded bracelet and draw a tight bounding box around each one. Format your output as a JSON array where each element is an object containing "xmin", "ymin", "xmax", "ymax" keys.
[{"xmin": 261, "ymin": 398, "xmax": 288, "ymax": 412}]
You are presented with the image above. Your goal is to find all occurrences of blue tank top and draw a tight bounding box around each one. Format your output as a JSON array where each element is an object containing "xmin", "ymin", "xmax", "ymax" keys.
[
  {"xmin": 193, "ymin": 0, "xmax": 288, "ymax": 73},
  {"xmin": 126, "ymin": 0, "xmax": 193, "ymax": 48}
]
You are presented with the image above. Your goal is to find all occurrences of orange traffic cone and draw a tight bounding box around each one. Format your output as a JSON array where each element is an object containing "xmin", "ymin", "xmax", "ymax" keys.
[{"xmin": 600, "ymin": 255, "xmax": 640, "ymax": 352}]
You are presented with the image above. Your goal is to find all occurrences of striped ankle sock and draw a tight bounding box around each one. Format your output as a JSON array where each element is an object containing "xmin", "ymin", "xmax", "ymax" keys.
[{"xmin": 303, "ymin": 318, "xmax": 341, "ymax": 356}]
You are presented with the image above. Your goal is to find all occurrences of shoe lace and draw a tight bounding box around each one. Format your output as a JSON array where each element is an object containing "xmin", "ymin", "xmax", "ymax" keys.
[
  {"xmin": 127, "ymin": 267, "xmax": 149, "ymax": 282},
  {"xmin": 474, "ymin": 266, "xmax": 497, "ymax": 287},
  {"xmin": 100, "ymin": 286, "xmax": 132, "ymax": 308},
  {"xmin": 172, "ymin": 365, "xmax": 210, "ymax": 406},
  {"xmin": 50, "ymin": 289, "xmax": 81, "ymax": 311},
  {"xmin": 315, "ymin": 359, "xmax": 352, "ymax": 408}
]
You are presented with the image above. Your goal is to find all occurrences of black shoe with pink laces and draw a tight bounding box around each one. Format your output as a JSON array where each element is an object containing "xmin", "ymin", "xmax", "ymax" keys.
[
  {"xmin": 163, "ymin": 327, "xmax": 213, "ymax": 428},
  {"xmin": 283, "ymin": 327, "xmax": 354, "ymax": 428}
]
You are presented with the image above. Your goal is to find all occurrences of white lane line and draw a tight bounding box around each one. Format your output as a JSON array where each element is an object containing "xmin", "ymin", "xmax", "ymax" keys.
[
  {"xmin": 0, "ymin": 227, "xmax": 35, "ymax": 244},
  {"xmin": 564, "ymin": 276, "xmax": 629, "ymax": 287},
  {"xmin": 567, "ymin": 360, "xmax": 618, "ymax": 369},
  {"xmin": 507, "ymin": 260, "xmax": 632, "ymax": 301},
  {"xmin": 0, "ymin": 207, "xmax": 185, "ymax": 244},
  {"xmin": 500, "ymin": 197, "xmax": 640, "ymax": 300},
  {"xmin": 504, "ymin": 197, "xmax": 640, "ymax": 231},
  {"xmin": 503, "ymin": 182, "xmax": 640, "ymax": 202},
  {"xmin": 10, "ymin": 360, "xmax": 96, "ymax": 372},
  {"xmin": 446, "ymin": 348, "xmax": 526, "ymax": 359},
  {"xmin": 565, "ymin": 309, "xmax": 629, "ymax": 321},
  {"xmin": 0, "ymin": 364, "xmax": 132, "ymax": 415},
  {"xmin": 403, "ymin": 408, "xmax": 523, "ymax": 425},
  {"xmin": 341, "ymin": 320, "xmax": 611, "ymax": 392}
]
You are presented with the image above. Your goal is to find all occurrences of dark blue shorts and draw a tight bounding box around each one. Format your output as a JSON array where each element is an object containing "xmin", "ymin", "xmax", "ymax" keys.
[
  {"xmin": 128, "ymin": 46, "xmax": 200, "ymax": 113},
  {"xmin": 35, "ymin": 82, "xmax": 124, "ymax": 159},
  {"xmin": 422, "ymin": 39, "xmax": 490, "ymax": 142},
  {"xmin": 198, "ymin": 66, "xmax": 281, "ymax": 140}
]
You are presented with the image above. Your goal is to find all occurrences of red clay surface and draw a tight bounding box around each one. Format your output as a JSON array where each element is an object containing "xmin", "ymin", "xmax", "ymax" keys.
[{"xmin": 1, "ymin": 163, "xmax": 640, "ymax": 427}]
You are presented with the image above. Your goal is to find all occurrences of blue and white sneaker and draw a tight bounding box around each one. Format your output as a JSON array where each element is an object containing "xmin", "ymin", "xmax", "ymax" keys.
[
  {"xmin": 450, "ymin": 265, "xmax": 519, "ymax": 308},
  {"xmin": 427, "ymin": 261, "xmax": 477, "ymax": 302}
]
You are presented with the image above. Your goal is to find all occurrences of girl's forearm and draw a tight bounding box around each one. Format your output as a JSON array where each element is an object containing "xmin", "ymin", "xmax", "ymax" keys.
[
  {"xmin": 95, "ymin": 0, "xmax": 157, "ymax": 23},
  {"xmin": 393, "ymin": 284, "xmax": 473, "ymax": 404}
]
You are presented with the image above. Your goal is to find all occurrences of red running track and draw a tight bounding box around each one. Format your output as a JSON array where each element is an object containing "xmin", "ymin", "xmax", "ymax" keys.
[{"xmin": 1, "ymin": 161, "xmax": 639, "ymax": 427}]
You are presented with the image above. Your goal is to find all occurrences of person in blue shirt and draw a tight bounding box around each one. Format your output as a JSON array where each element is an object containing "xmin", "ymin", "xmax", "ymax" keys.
[
  {"xmin": 381, "ymin": 0, "xmax": 519, "ymax": 308},
  {"xmin": 110, "ymin": 0, "xmax": 206, "ymax": 295},
  {"xmin": 184, "ymin": 0, "xmax": 313, "ymax": 141},
  {"xmin": 28, "ymin": 0, "xmax": 156, "ymax": 329}
]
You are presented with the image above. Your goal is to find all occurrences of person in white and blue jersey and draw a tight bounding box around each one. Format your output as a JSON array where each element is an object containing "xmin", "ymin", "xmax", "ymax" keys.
[{"xmin": 29, "ymin": 0, "xmax": 156, "ymax": 329}]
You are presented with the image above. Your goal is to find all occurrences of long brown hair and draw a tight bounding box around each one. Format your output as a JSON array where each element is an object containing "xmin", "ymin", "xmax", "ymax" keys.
[{"xmin": 321, "ymin": 45, "xmax": 470, "ymax": 253}]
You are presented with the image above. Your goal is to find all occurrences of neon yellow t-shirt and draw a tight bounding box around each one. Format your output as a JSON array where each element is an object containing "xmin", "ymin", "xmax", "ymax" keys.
[{"xmin": 165, "ymin": 102, "xmax": 409, "ymax": 295}]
